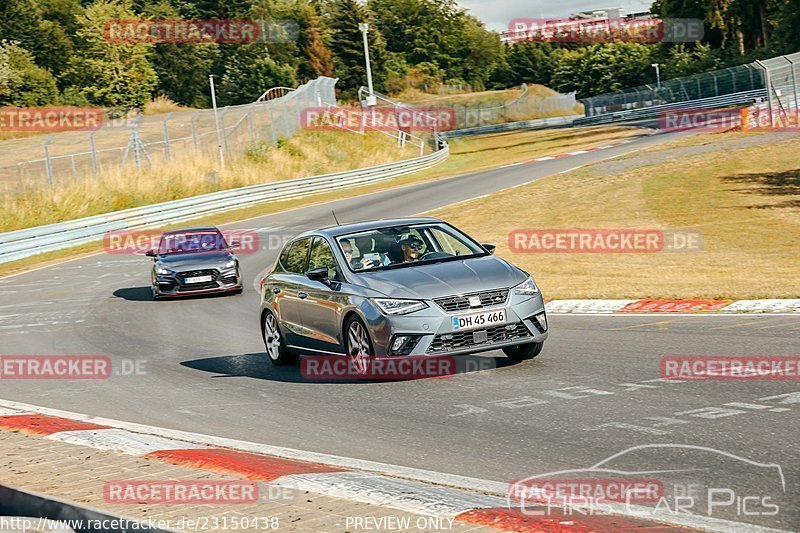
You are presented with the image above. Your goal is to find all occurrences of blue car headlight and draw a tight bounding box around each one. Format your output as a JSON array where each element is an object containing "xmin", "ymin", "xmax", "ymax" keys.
[
  {"xmin": 514, "ymin": 276, "xmax": 539, "ymax": 295},
  {"xmin": 374, "ymin": 298, "xmax": 429, "ymax": 315}
]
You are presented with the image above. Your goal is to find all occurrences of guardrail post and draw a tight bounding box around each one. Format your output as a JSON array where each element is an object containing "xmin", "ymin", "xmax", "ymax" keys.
[{"xmin": 44, "ymin": 135, "xmax": 54, "ymax": 186}]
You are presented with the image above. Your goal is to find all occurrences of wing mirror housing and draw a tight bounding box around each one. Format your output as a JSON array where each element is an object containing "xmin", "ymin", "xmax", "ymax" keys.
[
  {"xmin": 306, "ymin": 266, "xmax": 330, "ymax": 284},
  {"xmin": 482, "ymin": 243, "xmax": 496, "ymax": 254},
  {"xmin": 145, "ymin": 250, "xmax": 157, "ymax": 258}
]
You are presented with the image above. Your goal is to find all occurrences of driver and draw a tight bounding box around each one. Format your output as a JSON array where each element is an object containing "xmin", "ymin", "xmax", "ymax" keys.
[{"xmin": 398, "ymin": 235, "xmax": 425, "ymax": 263}]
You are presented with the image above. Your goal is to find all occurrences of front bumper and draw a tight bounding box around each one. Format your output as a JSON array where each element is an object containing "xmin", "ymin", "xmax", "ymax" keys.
[
  {"xmin": 153, "ymin": 268, "xmax": 241, "ymax": 297},
  {"xmin": 366, "ymin": 291, "xmax": 548, "ymax": 356}
]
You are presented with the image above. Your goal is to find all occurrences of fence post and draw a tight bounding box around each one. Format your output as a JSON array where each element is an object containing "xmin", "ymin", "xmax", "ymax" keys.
[
  {"xmin": 220, "ymin": 106, "xmax": 230, "ymax": 153},
  {"xmin": 754, "ymin": 60, "xmax": 774, "ymax": 127},
  {"xmin": 190, "ymin": 111, "xmax": 200, "ymax": 155},
  {"xmin": 162, "ymin": 112, "xmax": 172, "ymax": 162},
  {"xmin": 267, "ymin": 101, "xmax": 276, "ymax": 145},
  {"xmin": 44, "ymin": 135, "xmax": 54, "ymax": 186},
  {"xmin": 89, "ymin": 131, "xmax": 99, "ymax": 175},
  {"xmin": 247, "ymin": 107, "xmax": 255, "ymax": 142},
  {"xmin": 785, "ymin": 57, "xmax": 799, "ymax": 114}
]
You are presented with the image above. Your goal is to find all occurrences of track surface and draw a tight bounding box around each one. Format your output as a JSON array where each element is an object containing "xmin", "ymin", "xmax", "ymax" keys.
[{"xmin": 1, "ymin": 131, "xmax": 798, "ymax": 530}]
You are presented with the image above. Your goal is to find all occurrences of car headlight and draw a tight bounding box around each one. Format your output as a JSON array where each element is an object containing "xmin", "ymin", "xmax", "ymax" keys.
[
  {"xmin": 223, "ymin": 259, "xmax": 237, "ymax": 269},
  {"xmin": 156, "ymin": 266, "xmax": 173, "ymax": 276},
  {"xmin": 373, "ymin": 298, "xmax": 429, "ymax": 315},
  {"xmin": 514, "ymin": 276, "xmax": 539, "ymax": 295}
]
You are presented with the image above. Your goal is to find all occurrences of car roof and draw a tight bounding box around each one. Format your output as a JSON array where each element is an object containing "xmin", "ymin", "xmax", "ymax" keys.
[
  {"xmin": 161, "ymin": 226, "xmax": 220, "ymax": 235},
  {"xmin": 307, "ymin": 217, "xmax": 443, "ymax": 239}
]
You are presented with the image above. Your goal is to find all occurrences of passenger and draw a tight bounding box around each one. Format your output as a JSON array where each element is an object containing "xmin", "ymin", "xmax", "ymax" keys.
[
  {"xmin": 340, "ymin": 238, "xmax": 375, "ymax": 269},
  {"xmin": 398, "ymin": 235, "xmax": 425, "ymax": 263}
]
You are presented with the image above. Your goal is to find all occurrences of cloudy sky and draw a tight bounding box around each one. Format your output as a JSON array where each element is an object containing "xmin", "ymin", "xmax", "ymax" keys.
[{"xmin": 457, "ymin": 0, "xmax": 653, "ymax": 32}]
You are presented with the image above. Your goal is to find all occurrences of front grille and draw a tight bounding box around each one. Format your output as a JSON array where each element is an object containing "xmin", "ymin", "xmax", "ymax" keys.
[
  {"xmin": 433, "ymin": 289, "xmax": 509, "ymax": 313},
  {"xmin": 176, "ymin": 269, "xmax": 220, "ymax": 291},
  {"xmin": 428, "ymin": 322, "xmax": 531, "ymax": 353}
]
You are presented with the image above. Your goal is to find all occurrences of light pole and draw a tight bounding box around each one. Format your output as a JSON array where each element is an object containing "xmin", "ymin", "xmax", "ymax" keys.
[
  {"xmin": 209, "ymin": 74, "xmax": 225, "ymax": 170},
  {"xmin": 358, "ymin": 23, "xmax": 376, "ymax": 105},
  {"xmin": 651, "ymin": 63, "xmax": 661, "ymax": 90}
]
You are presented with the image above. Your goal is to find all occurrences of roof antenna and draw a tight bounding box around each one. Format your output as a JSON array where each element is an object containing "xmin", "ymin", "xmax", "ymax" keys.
[{"xmin": 331, "ymin": 210, "xmax": 340, "ymax": 226}]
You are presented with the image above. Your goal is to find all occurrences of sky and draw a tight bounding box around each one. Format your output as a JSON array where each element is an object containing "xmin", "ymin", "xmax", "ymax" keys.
[{"xmin": 457, "ymin": 0, "xmax": 654, "ymax": 32}]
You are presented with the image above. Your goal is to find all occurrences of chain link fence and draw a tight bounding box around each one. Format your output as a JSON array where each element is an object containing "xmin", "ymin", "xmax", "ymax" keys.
[
  {"xmin": 581, "ymin": 63, "xmax": 764, "ymax": 117},
  {"xmin": 0, "ymin": 77, "xmax": 338, "ymax": 193},
  {"xmin": 756, "ymin": 51, "xmax": 800, "ymax": 126}
]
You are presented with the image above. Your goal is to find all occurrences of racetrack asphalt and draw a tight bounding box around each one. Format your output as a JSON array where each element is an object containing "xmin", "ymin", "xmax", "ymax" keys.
[{"xmin": 0, "ymin": 129, "xmax": 797, "ymax": 531}]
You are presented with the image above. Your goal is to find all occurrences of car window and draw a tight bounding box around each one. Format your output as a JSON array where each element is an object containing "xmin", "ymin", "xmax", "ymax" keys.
[
  {"xmin": 284, "ymin": 238, "xmax": 311, "ymax": 274},
  {"xmin": 430, "ymin": 227, "xmax": 474, "ymax": 256},
  {"xmin": 308, "ymin": 237, "xmax": 341, "ymax": 281}
]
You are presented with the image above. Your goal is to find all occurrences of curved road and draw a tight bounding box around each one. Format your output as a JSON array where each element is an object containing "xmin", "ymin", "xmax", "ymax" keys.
[{"xmin": 1, "ymin": 130, "xmax": 797, "ymax": 530}]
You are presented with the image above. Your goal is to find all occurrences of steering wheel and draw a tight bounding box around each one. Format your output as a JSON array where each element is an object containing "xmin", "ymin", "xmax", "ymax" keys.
[{"xmin": 419, "ymin": 251, "xmax": 454, "ymax": 261}]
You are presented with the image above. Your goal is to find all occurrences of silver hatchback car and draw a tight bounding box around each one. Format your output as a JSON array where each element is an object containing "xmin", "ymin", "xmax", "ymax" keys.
[{"xmin": 259, "ymin": 217, "xmax": 548, "ymax": 369}]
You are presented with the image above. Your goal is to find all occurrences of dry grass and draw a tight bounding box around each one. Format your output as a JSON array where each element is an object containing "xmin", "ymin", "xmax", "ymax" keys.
[
  {"xmin": 143, "ymin": 96, "xmax": 191, "ymax": 115},
  {"xmin": 430, "ymin": 132, "xmax": 800, "ymax": 299},
  {"xmin": 0, "ymin": 130, "xmax": 406, "ymax": 232}
]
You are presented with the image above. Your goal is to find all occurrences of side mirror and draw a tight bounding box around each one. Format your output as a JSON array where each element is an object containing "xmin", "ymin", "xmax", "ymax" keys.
[
  {"xmin": 228, "ymin": 237, "xmax": 241, "ymax": 250},
  {"xmin": 306, "ymin": 266, "xmax": 330, "ymax": 283},
  {"xmin": 145, "ymin": 250, "xmax": 157, "ymax": 258},
  {"xmin": 482, "ymin": 243, "xmax": 496, "ymax": 254}
]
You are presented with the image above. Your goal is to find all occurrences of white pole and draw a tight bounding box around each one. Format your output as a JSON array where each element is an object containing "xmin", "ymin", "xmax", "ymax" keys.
[
  {"xmin": 359, "ymin": 23, "xmax": 374, "ymax": 97},
  {"xmin": 209, "ymin": 75, "xmax": 225, "ymax": 170}
]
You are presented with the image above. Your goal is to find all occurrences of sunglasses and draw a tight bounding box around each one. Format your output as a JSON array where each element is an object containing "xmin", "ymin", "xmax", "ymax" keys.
[{"xmin": 407, "ymin": 242, "xmax": 424, "ymax": 250}]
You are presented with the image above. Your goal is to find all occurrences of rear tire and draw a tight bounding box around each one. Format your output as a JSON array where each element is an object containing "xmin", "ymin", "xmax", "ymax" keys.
[
  {"xmin": 262, "ymin": 311, "xmax": 296, "ymax": 366},
  {"xmin": 503, "ymin": 341, "xmax": 544, "ymax": 361}
]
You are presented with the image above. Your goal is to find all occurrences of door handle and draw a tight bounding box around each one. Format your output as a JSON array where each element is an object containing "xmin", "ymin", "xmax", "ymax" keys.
[
  {"xmin": 298, "ymin": 292, "xmax": 308, "ymax": 299},
  {"xmin": 272, "ymin": 287, "xmax": 281, "ymax": 294}
]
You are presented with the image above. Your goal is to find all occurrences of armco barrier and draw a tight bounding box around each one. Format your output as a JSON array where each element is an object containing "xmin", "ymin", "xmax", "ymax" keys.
[
  {"xmin": 0, "ymin": 484, "xmax": 168, "ymax": 532},
  {"xmin": 0, "ymin": 145, "xmax": 449, "ymax": 264},
  {"xmin": 439, "ymin": 115, "xmax": 582, "ymax": 139}
]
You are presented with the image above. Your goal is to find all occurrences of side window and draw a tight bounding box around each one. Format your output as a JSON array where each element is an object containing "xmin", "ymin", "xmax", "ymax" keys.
[
  {"xmin": 308, "ymin": 237, "xmax": 341, "ymax": 281},
  {"xmin": 432, "ymin": 228, "xmax": 473, "ymax": 256},
  {"xmin": 284, "ymin": 238, "xmax": 311, "ymax": 274}
]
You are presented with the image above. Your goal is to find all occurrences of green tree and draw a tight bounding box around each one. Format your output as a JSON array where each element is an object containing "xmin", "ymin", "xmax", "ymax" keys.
[
  {"xmin": 66, "ymin": 0, "xmax": 157, "ymax": 113},
  {"xmin": 550, "ymin": 43, "xmax": 654, "ymax": 98},
  {"xmin": 0, "ymin": 41, "xmax": 59, "ymax": 106},
  {"xmin": 217, "ymin": 45, "xmax": 296, "ymax": 104}
]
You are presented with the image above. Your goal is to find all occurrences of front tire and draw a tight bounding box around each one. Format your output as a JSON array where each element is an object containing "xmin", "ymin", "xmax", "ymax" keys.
[
  {"xmin": 344, "ymin": 315, "xmax": 374, "ymax": 376},
  {"xmin": 262, "ymin": 311, "xmax": 296, "ymax": 366},
  {"xmin": 503, "ymin": 341, "xmax": 544, "ymax": 361}
]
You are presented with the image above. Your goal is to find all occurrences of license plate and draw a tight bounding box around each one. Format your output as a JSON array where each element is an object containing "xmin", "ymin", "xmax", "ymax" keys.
[
  {"xmin": 184, "ymin": 275, "xmax": 212, "ymax": 284},
  {"xmin": 452, "ymin": 309, "xmax": 506, "ymax": 331}
]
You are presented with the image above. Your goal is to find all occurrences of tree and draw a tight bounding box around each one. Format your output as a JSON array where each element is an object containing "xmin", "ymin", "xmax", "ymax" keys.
[
  {"xmin": 66, "ymin": 0, "xmax": 157, "ymax": 113},
  {"xmin": 0, "ymin": 41, "xmax": 59, "ymax": 106},
  {"xmin": 217, "ymin": 44, "xmax": 296, "ymax": 104},
  {"xmin": 550, "ymin": 43, "xmax": 654, "ymax": 98}
]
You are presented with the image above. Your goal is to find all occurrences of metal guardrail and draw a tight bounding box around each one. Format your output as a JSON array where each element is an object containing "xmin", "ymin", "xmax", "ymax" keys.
[
  {"xmin": 439, "ymin": 115, "xmax": 582, "ymax": 138},
  {"xmin": 573, "ymin": 89, "xmax": 767, "ymax": 126},
  {"xmin": 0, "ymin": 146, "xmax": 449, "ymax": 264}
]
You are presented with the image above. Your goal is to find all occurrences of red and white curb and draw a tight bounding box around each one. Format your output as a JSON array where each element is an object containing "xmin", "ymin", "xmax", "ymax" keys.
[
  {"xmin": 545, "ymin": 299, "xmax": 800, "ymax": 315},
  {"xmin": 0, "ymin": 399, "xmax": 789, "ymax": 533}
]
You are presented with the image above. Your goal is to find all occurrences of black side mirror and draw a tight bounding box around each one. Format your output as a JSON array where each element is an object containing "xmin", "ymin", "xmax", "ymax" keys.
[
  {"xmin": 306, "ymin": 266, "xmax": 330, "ymax": 283},
  {"xmin": 145, "ymin": 250, "xmax": 157, "ymax": 258},
  {"xmin": 482, "ymin": 243, "xmax": 496, "ymax": 254}
]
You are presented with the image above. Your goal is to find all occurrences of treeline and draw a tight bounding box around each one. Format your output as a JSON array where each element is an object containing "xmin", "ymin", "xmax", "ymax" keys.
[{"xmin": 1, "ymin": 0, "xmax": 799, "ymax": 112}]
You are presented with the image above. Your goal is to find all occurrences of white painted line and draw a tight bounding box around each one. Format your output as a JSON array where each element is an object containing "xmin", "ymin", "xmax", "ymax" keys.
[
  {"xmin": 0, "ymin": 407, "xmax": 31, "ymax": 416},
  {"xmin": 567, "ymin": 150, "xmax": 589, "ymax": 155},
  {"xmin": 499, "ymin": 162, "xmax": 524, "ymax": 169},
  {"xmin": 45, "ymin": 428, "xmax": 208, "ymax": 456},
  {"xmin": 559, "ymin": 165, "xmax": 584, "ymax": 174},
  {"xmin": 534, "ymin": 156, "xmax": 555, "ymax": 161}
]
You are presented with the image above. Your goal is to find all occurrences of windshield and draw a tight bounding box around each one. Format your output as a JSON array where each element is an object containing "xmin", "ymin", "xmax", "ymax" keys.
[
  {"xmin": 158, "ymin": 231, "xmax": 229, "ymax": 255},
  {"xmin": 336, "ymin": 223, "xmax": 487, "ymax": 272}
]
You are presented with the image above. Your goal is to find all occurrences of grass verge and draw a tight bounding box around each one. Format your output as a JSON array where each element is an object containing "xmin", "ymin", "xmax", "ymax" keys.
[
  {"xmin": 0, "ymin": 126, "xmax": 641, "ymax": 279},
  {"xmin": 429, "ymin": 131, "xmax": 800, "ymax": 299}
]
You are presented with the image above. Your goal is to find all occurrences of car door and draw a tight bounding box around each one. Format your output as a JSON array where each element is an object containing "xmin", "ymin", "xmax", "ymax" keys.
[
  {"xmin": 269, "ymin": 237, "xmax": 312, "ymax": 348},
  {"xmin": 296, "ymin": 236, "xmax": 348, "ymax": 354}
]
